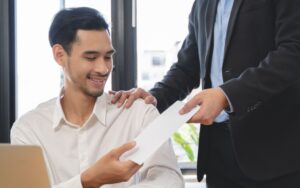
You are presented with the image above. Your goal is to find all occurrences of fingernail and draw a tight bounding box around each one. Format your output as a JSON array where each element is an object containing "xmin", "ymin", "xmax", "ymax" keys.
[
  {"xmin": 130, "ymin": 141, "xmax": 136, "ymax": 146},
  {"xmin": 179, "ymin": 108, "xmax": 185, "ymax": 115}
]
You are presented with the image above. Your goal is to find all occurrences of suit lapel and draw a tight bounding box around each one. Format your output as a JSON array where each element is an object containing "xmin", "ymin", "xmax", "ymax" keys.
[
  {"xmin": 223, "ymin": 0, "xmax": 244, "ymax": 64},
  {"xmin": 205, "ymin": 0, "xmax": 219, "ymax": 38},
  {"xmin": 204, "ymin": 0, "xmax": 219, "ymax": 72}
]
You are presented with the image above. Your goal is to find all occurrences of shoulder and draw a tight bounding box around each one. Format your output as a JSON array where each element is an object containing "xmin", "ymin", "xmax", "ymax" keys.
[
  {"xmin": 105, "ymin": 93, "xmax": 159, "ymax": 117},
  {"xmin": 125, "ymin": 99, "xmax": 160, "ymax": 131},
  {"xmin": 105, "ymin": 93, "xmax": 159, "ymax": 130},
  {"xmin": 131, "ymin": 99, "xmax": 158, "ymax": 113},
  {"xmin": 12, "ymin": 98, "xmax": 57, "ymax": 131},
  {"xmin": 123, "ymin": 98, "xmax": 159, "ymax": 120}
]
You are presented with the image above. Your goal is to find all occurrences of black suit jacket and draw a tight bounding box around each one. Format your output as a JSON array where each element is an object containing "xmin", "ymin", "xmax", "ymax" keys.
[{"xmin": 149, "ymin": 0, "xmax": 300, "ymax": 181}]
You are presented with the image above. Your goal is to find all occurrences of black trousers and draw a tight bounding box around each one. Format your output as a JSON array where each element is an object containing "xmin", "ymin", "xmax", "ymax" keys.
[{"xmin": 197, "ymin": 121, "xmax": 300, "ymax": 188}]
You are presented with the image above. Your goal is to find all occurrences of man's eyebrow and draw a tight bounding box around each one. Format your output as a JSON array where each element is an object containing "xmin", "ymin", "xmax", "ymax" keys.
[
  {"xmin": 107, "ymin": 49, "xmax": 116, "ymax": 55},
  {"xmin": 83, "ymin": 49, "xmax": 116, "ymax": 55},
  {"xmin": 84, "ymin": 51, "xmax": 99, "ymax": 55}
]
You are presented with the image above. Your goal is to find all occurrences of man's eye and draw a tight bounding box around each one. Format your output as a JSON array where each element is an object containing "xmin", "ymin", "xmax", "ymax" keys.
[
  {"xmin": 85, "ymin": 56, "xmax": 97, "ymax": 61},
  {"xmin": 105, "ymin": 56, "xmax": 112, "ymax": 60}
]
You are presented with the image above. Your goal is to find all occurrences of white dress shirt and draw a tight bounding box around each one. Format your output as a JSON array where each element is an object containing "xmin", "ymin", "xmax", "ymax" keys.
[{"xmin": 11, "ymin": 92, "xmax": 184, "ymax": 188}]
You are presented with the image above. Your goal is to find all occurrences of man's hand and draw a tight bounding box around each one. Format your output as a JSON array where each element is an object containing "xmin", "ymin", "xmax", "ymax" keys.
[
  {"xmin": 81, "ymin": 142, "xmax": 141, "ymax": 188},
  {"xmin": 179, "ymin": 87, "xmax": 229, "ymax": 125},
  {"xmin": 110, "ymin": 88, "xmax": 157, "ymax": 108}
]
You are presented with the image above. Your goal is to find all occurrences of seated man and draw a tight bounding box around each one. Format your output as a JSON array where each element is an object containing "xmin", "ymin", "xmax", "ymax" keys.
[{"xmin": 10, "ymin": 7, "xmax": 183, "ymax": 188}]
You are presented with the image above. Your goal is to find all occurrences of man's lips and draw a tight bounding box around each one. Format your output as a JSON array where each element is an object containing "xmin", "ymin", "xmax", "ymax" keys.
[{"xmin": 88, "ymin": 75, "xmax": 107, "ymax": 86}]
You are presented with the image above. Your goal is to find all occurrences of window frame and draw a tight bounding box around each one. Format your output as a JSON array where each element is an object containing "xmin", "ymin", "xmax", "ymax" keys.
[
  {"xmin": 0, "ymin": 0, "xmax": 15, "ymax": 142},
  {"xmin": 111, "ymin": 0, "xmax": 137, "ymax": 91}
]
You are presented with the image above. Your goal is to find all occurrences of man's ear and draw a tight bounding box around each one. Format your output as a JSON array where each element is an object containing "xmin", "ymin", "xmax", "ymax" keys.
[{"xmin": 52, "ymin": 44, "xmax": 67, "ymax": 66}]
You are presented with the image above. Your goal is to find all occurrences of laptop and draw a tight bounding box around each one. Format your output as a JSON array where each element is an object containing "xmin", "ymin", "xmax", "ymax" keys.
[{"xmin": 0, "ymin": 144, "xmax": 51, "ymax": 188}]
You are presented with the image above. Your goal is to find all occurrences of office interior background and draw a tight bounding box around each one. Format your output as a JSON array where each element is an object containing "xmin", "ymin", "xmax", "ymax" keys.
[{"xmin": 1, "ymin": 0, "xmax": 203, "ymax": 186}]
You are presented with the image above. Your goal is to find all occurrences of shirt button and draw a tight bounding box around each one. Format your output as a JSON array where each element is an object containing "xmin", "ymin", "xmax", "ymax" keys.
[{"xmin": 224, "ymin": 69, "xmax": 231, "ymax": 75}]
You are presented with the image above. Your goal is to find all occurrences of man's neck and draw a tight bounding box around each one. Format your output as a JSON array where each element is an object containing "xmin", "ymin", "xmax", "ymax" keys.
[{"xmin": 61, "ymin": 89, "xmax": 97, "ymax": 127}]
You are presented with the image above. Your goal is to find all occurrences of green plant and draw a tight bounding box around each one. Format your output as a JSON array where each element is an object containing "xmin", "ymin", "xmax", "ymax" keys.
[{"xmin": 172, "ymin": 123, "xmax": 199, "ymax": 162}]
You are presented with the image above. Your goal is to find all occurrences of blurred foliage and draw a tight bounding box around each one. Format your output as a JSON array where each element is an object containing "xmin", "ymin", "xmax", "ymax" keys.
[{"xmin": 172, "ymin": 123, "xmax": 199, "ymax": 162}]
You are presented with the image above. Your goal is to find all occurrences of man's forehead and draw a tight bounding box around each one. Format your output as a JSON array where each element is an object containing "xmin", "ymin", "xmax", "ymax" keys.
[
  {"xmin": 72, "ymin": 30, "xmax": 113, "ymax": 51},
  {"xmin": 74, "ymin": 30, "xmax": 111, "ymax": 44}
]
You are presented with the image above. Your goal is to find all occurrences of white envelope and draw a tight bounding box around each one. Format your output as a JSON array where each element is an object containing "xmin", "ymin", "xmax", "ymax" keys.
[{"xmin": 121, "ymin": 101, "xmax": 200, "ymax": 164}]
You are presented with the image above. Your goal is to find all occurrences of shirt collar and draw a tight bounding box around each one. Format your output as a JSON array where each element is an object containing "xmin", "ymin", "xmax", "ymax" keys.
[
  {"xmin": 52, "ymin": 88, "xmax": 108, "ymax": 130},
  {"xmin": 93, "ymin": 93, "xmax": 107, "ymax": 126},
  {"xmin": 52, "ymin": 89, "xmax": 66, "ymax": 129}
]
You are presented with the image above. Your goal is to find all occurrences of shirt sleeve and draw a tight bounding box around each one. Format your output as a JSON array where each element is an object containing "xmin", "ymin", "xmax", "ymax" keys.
[
  {"xmin": 130, "ymin": 105, "xmax": 184, "ymax": 188},
  {"xmin": 218, "ymin": 87, "xmax": 234, "ymax": 113},
  {"xmin": 10, "ymin": 124, "xmax": 84, "ymax": 188},
  {"xmin": 53, "ymin": 175, "xmax": 83, "ymax": 188}
]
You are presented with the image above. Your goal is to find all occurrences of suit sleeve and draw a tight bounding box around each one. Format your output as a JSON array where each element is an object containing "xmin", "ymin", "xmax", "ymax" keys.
[{"xmin": 220, "ymin": 0, "xmax": 300, "ymax": 118}]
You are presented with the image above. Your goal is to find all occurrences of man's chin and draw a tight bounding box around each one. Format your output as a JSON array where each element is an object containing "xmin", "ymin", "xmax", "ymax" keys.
[
  {"xmin": 91, "ymin": 91, "xmax": 104, "ymax": 97},
  {"xmin": 84, "ymin": 89, "xmax": 104, "ymax": 98}
]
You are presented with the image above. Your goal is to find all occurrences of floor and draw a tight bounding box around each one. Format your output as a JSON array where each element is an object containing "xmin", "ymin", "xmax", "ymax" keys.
[
  {"xmin": 182, "ymin": 166, "xmax": 206, "ymax": 188},
  {"xmin": 185, "ymin": 182, "xmax": 206, "ymax": 188}
]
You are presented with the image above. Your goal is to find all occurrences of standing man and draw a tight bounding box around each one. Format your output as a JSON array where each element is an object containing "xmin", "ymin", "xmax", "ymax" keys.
[
  {"xmin": 112, "ymin": 0, "xmax": 300, "ymax": 187},
  {"xmin": 11, "ymin": 7, "xmax": 183, "ymax": 188}
]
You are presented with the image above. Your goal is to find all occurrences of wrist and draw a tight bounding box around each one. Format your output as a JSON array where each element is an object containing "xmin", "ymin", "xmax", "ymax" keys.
[
  {"xmin": 216, "ymin": 87, "xmax": 228, "ymax": 108},
  {"xmin": 81, "ymin": 170, "xmax": 102, "ymax": 188}
]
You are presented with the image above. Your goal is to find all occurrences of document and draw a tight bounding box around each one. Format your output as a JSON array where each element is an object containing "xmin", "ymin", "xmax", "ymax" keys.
[{"xmin": 121, "ymin": 101, "xmax": 200, "ymax": 165}]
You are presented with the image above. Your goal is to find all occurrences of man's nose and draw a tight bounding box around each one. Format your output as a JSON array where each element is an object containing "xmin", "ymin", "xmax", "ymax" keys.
[{"xmin": 94, "ymin": 58, "xmax": 109, "ymax": 75}]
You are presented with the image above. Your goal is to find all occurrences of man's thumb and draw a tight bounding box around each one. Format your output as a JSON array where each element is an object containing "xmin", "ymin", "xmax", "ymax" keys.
[{"xmin": 115, "ymin": 141, "xmax": 136, "ymax": 158}]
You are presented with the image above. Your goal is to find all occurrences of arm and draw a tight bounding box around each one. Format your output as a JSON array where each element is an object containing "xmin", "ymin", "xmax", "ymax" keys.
[
  {"xmin": 11, "ymin": 125, "xmax": 86, "ymax": 188},
  {"xmin": 220, "ymin": 0, "xmax": 300, "ymax": 119},
  {"xmin": 80, "ymin": 142, "xmax": 141, "ymax": 188},
  {"xmin": 177, "ymin": 0, "xmax": 300, "ymax": 125},
  {"xmin": 149, "ymin": 1, "xmax": 200, "ymax": 112},
  {"xmin": 11, "ymin": 125, "xmax": 141, "ymax": 188}
]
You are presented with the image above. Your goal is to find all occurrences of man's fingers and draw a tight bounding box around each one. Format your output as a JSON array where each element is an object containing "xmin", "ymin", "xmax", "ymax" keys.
[
  {"xmin": 109, "ymin": 90, "xmax": 116, "ymax": 95},
  {"xmin": 114, "ymin": 141, "xmax": 136, "ymax": 158},
  {"xmin": 110, "ymin": 88, "xmax": 156, "ymax": 108},
  {"xmin": 111, "ymin": 91, "xmax": 122, "ymax": 104},
  {"xmin": 188, "ymin": 108, "xmax": 214, "ymax": 125},
  {"xmin": 124, "ymin": 88, "xmax": 155, "ymax": 108},
  {"xmin": 144, "ymin": 96, "xmax": 157, "ymax": 106},
  {"xmin": 187, "ymin": 108, "xmax": 202, "ymax": 123},
  {"xmin": 127, "ymin": 162, "xmax": 142, "ymax": 174},
  {"xmin": 179, "ymin": 96, "xmax": 201, "ymax": 114},
  {"xmin": 125, "ymin": 94, "xmax": 138, "ymax": 108},
  {"xmin": 117, "ymin": 93, "xmax": 130, "ymax": 107}
]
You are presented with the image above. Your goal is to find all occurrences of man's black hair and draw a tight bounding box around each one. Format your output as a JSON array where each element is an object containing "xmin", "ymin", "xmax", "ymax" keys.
[{"xmin": 49, "ymin": 7, "xmax": 109, "ymax": 54}]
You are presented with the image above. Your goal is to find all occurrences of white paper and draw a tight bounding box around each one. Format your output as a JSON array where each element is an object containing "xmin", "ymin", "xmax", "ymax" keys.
[{"xmin": 121, "ymin": 101, "xmax": 200, "ymax": 164}]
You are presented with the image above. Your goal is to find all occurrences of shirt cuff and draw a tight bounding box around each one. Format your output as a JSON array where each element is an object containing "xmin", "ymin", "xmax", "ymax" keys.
[
  {"xmin": 54, "ymin": 174, "xmax": 83, "ymax": 188},
  {"xmin": 218, "ymin": 87, "xmax": 234, "ymax": 113}
]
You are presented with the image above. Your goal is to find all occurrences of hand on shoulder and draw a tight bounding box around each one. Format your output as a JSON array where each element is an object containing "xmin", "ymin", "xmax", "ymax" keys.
[{"xmin": 109, "ymin": 88, "xmax": 157, "ymax": 108}]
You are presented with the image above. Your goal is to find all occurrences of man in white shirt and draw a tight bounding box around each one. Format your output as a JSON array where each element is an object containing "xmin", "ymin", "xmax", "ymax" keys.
[{"xmin": 10, "ymin": 7, "xmax": 183, "ymax": 188}]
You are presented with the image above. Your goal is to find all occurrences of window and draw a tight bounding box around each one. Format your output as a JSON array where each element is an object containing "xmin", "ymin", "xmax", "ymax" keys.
[
  {"xmin": 16, "ymin": 0, "xmax": 61, "ymax": 117},
  {"xmin": 136, "ymin": 0, "xmax": 198, "ymax": 165},
  {"xmin": 65, "ymin": 0, "xmax": 111, "ymax": 28},
  {"xmin": 16, "ymin": 0, "xmax": 111, "ymax": 118},
  {"xmin": 137, "ymin": 0, "xmax": 194, "ymax": 91}
]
